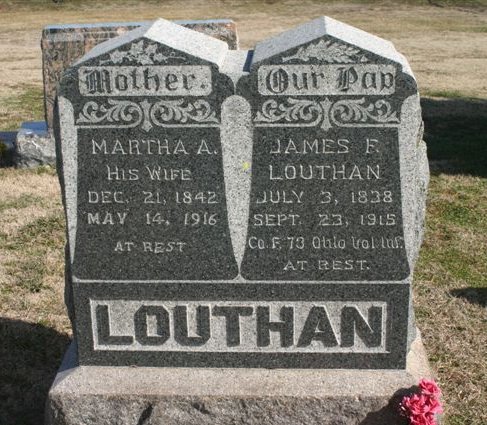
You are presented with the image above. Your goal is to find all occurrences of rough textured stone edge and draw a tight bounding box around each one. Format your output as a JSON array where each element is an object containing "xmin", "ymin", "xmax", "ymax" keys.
[
  {"xmin": 42, "ymin": 19, "xmax": 236, "ymax": 35},
  {"xmin": 46, "ymin": 332, "xmax": 433, "ymax": 425},
  {"xmin": 15, "ymin": 122, "xmax": 55, "ymax": 168}
]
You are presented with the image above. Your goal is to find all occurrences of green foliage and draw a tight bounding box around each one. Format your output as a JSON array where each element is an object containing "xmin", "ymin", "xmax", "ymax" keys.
[
  {"xmin": 1, "ymin": 86, "xmax": 44, "ymax": 131},
  {"xmin": 2, "ymin": 214, "xmax": 65, "ymax": 293},
  {"xmin": 417, "ymin": 173, "xmax": 487, "ymax": 289},
  {"xmin": 0, "ymin": 194, "xmax": 43, "ymax": 212},
  {"xmin": 35, "ymin": 165, "xmax": 57, "ymax": 175}
]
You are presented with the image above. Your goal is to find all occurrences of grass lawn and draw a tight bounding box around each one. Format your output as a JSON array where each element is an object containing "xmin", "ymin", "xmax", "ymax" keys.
[{"xmin": 0, "ymin": 1, "xmax": 486, "ymax": 424}]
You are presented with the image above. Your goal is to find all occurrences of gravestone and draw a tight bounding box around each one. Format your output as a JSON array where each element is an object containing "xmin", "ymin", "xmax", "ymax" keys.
[{"xmin": 47, "ymin": 17, "xmax": 431, "ymax": 425}]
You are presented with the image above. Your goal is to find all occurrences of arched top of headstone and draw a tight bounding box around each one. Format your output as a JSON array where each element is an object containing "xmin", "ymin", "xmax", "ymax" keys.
[
  {"xmin": 73, "ymin": 18, "xmax": 229, "ymax": 68},
  {"xmin": 251, "ymin": 16, "xmax": 414, "ymax": 79}
]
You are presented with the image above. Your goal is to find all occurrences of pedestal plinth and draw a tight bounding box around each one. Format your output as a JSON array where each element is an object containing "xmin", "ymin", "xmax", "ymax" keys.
[{"xmin": 46, "ymin": 334, "xmax": 431, "ymax": 425}]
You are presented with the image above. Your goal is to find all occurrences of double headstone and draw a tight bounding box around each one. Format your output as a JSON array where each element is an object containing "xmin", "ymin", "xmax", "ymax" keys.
[{"xmin": 54, "ymin": 17, "xmax": 428, "ymax": 371}]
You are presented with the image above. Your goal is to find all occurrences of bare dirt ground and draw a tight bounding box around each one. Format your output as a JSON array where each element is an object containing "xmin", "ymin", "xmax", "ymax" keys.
[{"xmin": 0, "ymin": 1, "xmax": 486, "ymax": 425}]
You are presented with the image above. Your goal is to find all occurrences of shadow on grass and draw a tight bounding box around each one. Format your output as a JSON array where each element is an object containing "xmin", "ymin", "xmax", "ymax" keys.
[
  {"xmin": 421, "ymin": 97, "xmax": 487, "ymax": 177},
  {"xmin": 0, "ymin": 318, "xmax": 70, "ymax": 425},
  {"xmin": 359, "ymin": 386, "xmax": 414, "ymax": 424},
  {"xmin": 450, "ymin": 287, "xmax": 487, "ymax": 307},
  {"xmin": 0, "ymin": 131, "xmax": 16, "ymax": 167}
]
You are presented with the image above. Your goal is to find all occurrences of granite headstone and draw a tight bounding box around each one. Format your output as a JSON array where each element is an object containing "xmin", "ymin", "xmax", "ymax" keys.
[{"xmin": 55, "ymin": 17, "xmax": 428, "ymax": 370}]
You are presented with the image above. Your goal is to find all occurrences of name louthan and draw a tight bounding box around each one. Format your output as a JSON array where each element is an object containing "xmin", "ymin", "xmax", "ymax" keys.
[{"xmin": 91, "ymin": 300, "xmax": 387, "ymax": 353}]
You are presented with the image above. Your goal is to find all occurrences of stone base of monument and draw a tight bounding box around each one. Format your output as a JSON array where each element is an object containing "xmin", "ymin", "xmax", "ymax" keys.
[
  {"xmin": 15, "ymin": 121, "xmax": 55, "ymax": 168},
  {"xmin": 46, "ymin": 333, "xmax": 432, "ymax": 425}
]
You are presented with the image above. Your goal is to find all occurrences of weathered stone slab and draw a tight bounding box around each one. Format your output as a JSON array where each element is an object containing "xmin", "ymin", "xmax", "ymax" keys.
[
  {"xmin": 45, "ymin": 334, "xmax": 432, "ymax": 425},
  {"xmin": 15, "ymin": 121, "xmax": 55, "ymax": 168},
  {"xmin": 43, "ymin": 19, "xmax": 238, "ymax": 130},
  {"xmin": 54, "ymin": 17, "xmax": 428, "ymax": 370}
]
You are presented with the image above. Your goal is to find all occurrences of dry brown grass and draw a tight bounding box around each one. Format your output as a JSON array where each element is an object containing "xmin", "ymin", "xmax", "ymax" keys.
[
  {"xmin": 0, "ymin": 168, "xmax": 70, "ymax": 425},
  {"xmin": 0, "ymin": 1, "xmax": 486, "ymax": 424},
  {"xmin": 415, "ymin": 174, "xmax": 487, "ymax": 424},
  {"xmin": 0, "ymin": 0, "xmax": 486, "ymax": 103},
  {"xmin": 0, "ymin": 168, "xmax": 68, "ymax": 326}
]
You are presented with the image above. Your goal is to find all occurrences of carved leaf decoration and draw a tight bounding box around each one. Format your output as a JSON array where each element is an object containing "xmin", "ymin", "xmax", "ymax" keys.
[
  {"xmin": 129, "ymin": 40, "xmax": 144, "ymax": 56},
  {"xmin": 109, "ymin": 50, "xmax": 125, "ymax": 64},
  {"xmin": 77, "ymin": 99, "xmax": 142, "ymax": 126},
  {"xmin": 282, "ymin": 39, "xmax": 367, "ymax": 63},
  {"xmin": 145, "ymin": 44, "xmax": 158, "ymax": 55},
  {"xmin": 153, "ymin": 53, "xmax": 166, "ymax": 62},
  {"xmin": 255, "ymin": 98, "xmax": 322, "ymax": 124},
  {"xmin": 151, "ymin": 99, "xmax": 219, "ymax": 125},
  {"xmin": 253, "ymin": 97, "xmax": 400, "ymax": 128},
  {"xmin": 76, "ymin": 99, "xmax": 219, "ymax": 131},
  {"xmin": 331, "ymin": 98, "xmax": 399, "ymax": 124},
  {"xmin": 101, "ymin": 41, "xmax": 186, "ymax": 65}
]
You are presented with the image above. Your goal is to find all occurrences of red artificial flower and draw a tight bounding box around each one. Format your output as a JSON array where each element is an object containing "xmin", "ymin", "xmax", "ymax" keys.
[
  {"xmin": 419, "ymin": 378, "xmax": 442, "ymax": 398},
  {"xmin": 401, "ymin": 394, "xmax": 431, "ymax": 416},
  {"xmin": 426, "ymin": 395, "xmax": 443, "ymax": 415},
  {"xmin": 400, "ymin": 379, "xmax": 443, "ymax": 425},
  {"xmin": 410, "ymin": 415, "xmax": 436, "ymax": 425}
]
